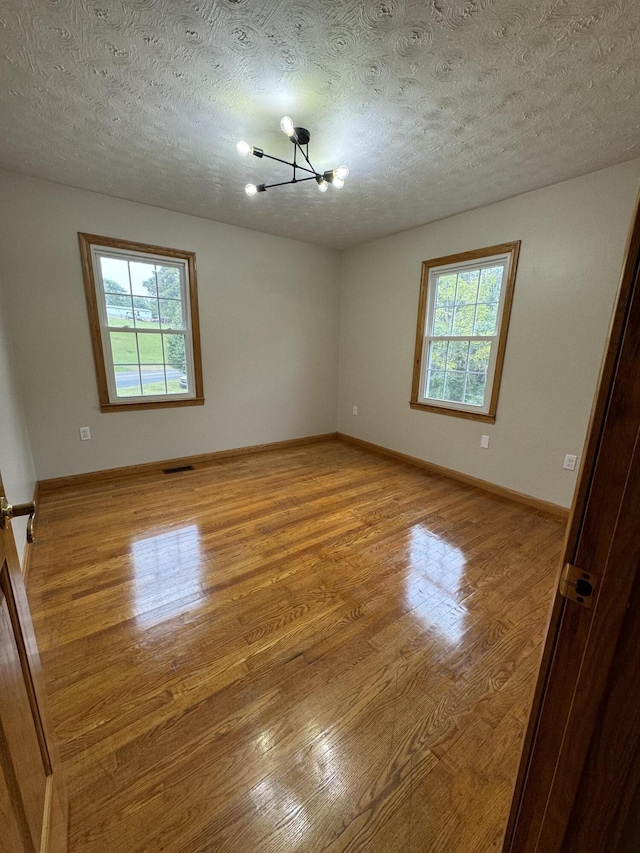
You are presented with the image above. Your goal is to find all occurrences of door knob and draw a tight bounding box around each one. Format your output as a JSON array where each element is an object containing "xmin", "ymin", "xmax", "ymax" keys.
[{"xmin": 1, "ymin": 497, "xmax": 37, "ymax": 543}]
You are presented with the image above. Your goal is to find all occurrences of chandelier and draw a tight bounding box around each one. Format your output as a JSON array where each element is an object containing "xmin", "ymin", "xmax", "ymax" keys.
[{"xmin": 237, "ymin": 116, "xmax": 349, "ymax": 196}]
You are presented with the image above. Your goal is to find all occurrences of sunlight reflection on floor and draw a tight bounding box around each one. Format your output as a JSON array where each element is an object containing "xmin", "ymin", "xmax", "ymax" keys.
[
  {"xmin": 407, "ymin": 525, "xmax": 468, "ymax": 644},
  {"xmin": 131, "ymin": 524, "xmax": 205, "ymax": 625}
]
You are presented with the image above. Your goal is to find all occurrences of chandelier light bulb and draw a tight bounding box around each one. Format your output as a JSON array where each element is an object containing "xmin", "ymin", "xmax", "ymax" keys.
[
  {"xmin": 334, "ymin": 165, "xmax": 349, "ymax": 180},
  {"xmin": 317, "ymin": 179, "xmax": 328, "ymax": 192},
  {"xmin": 332, "ymin": 177, "xmax": 345, "ymax": 189},
  {"xmin": 245, "ymin": 183, "xmax": 258, "ymax": 196},
  {"xmin": 280, "ymin": 116, "xmax": 295, "ymax": 136},
  {"xmin": 237, "ymin": 140, "xmax": 252, "ymax": 156}
]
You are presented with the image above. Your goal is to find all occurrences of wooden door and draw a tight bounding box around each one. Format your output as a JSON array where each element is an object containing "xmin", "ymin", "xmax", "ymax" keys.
[
  {"xmin": 0, "ymin": 474, "xmax": 68, "ymax": 853},
  {"xmin": 504, "ymin": 192, "xmax": 640, "ymax": 851}
]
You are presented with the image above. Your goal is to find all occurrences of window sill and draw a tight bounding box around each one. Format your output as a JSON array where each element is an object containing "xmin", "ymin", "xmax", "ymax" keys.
[
  {"xmin": 100, "ymin": 397, "xmax": 205, "ymax": 413},
  {"xmin": 409, "ymin": 400, "xmax": 496, "ymax": 423}
]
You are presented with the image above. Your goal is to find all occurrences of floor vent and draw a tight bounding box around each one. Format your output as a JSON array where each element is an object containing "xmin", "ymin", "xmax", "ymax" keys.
[{"xmin": 162, "ymin": 465, "xmax": 195, "ymax": 475}]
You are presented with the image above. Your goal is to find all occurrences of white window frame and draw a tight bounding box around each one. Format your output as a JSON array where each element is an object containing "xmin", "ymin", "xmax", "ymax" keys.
[
  {"xmin": 79, "ymin": 233, "xmax": 204, "ymax": 412},
  {"xmin": 411, "ymin": 242, "xmax": 520, "ymax": 423}
]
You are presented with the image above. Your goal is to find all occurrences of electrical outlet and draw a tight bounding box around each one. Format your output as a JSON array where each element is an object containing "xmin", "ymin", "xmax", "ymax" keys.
[
  {"xmin": 352, "ymin": 406, "xmax": 358, "ymax": 415},
  {"xmin": 79, "ymin": 427, "xmax": 91, "ymax": 441},
  {"xmin": 480, "ymin": 435, "xmax": 490, "ymax": 449},
  {"xmin": 563, "ymin": 454, "xmax": 577, "ymax": 471}
]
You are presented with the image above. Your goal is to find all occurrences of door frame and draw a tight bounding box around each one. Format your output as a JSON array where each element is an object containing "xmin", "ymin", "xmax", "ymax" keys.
[{"xmin": 503, "ymin": 189, "xmax": 640, "ymax": 850}]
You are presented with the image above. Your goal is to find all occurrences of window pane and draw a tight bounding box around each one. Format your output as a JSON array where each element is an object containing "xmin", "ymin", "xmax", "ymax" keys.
[
  {"xmin": 435, "ymin": 274, "xmax": 456, "ymax": 307},
  {"xmin": 426, "ymin": 370, "xmax": 444, "ymax": 400},
  {"xmin": 156, "ymin": 265, "xmax": 182, "ymax": 299},
  {"xmin": 115, "ymin": 365, "xmax": 141, "ymax": 397},
  {"xmin": 163, "ymin": 333, "xmax": 187, "ymax": 376},
  {"xmin": 141, "ymin": 364, "xmax": 168, "ymax": 395},
  {"xmin": 105, "ymin": 293, "xmax": 134, "ymax": 325},
  {"xmin": 160, "ymin": 298, "xmax": 184, "ymax": 329},
  {"xmin": 452, "ymin": 305, "xmax": 475, "ymax": 336},
  {"xmin": 444, "ymin": 371, "xmax": 466, "ymax": 403},
  {"xmin": 456, "ymin": 269, "xmax": 480, "ymax": 305},
  {"xmin": 138, "ymin": 333, "xmax": 164, "ymax": 364},
  {"xmin": 433, "ymin": 307, "xmax": 453, "ymax": 336},
  {"xmin": 100, "ymin": 257, "xmax": 131, "ymax": 293},
  {"xmin": 465, "ymin": 373, "xmax": 487, "ymax": 406},
  {"xmin": 428, "ymin": 340, "xmax": 447, "ymax": 370},
  {"xmin": 468, "ymin": 340, "xmax": 491, "ymax": 372},
  {"xmin": 446, "ymin": 340, "xmax": 469, "ymax": 371},
  {"xmin": 110, "ymin": 331, "xmax": 138, "ymax": 364},
  {"xmin": 133, "ymin": 297, "xmax": 160, "ymax": 328},
  {"xmin": 478, "ymin": 266, "xmax": 503, "ymax": 303},
  {"xmin": 168, "ymin": 372, "xmax": 188, "ymax": 394},
  {"xmin": 474, "ymin": 302, "xmax": 499, "ymax": 335},
  {"xmin": 129, "ymin": 261, "xmax": 158, "ymax": 297}
]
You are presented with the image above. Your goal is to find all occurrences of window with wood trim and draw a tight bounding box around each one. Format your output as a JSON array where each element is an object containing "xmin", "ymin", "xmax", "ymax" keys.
[
  {"xmin": 410, "ymin": 242, "xmax": 520, "ymax": 423},
  {"xmin": 79, "ymin": 233, "xmax": 204, "ymax": 412}
]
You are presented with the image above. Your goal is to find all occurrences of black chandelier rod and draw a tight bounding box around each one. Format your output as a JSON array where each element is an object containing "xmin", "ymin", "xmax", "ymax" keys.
[
  {"xmin": 260, "ymin": 150, "xmax": 319, "ymax": 177},
  {"xmin": 262, "ymin": 175, "xmax": 318, "ymax": 190},
  {"xmin": 296, "ymin": 142, "xmax": 317, "ymax": 175}
]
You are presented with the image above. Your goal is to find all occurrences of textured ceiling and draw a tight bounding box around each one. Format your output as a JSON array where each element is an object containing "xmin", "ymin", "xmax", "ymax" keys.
[{"xmin": 0, "ymin": 0, "xmax": 638, "ymax": 249}]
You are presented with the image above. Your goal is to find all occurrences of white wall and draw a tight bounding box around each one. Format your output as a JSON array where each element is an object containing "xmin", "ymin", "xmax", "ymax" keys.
[
  {"xmin": 2, "ymin": 161, "xmax": 638, "ymax": 505},
  {"xmin": 0, "ymin": 171, "xmax": 341, "ymax": 480},
  {"xmin": 0, "ymin": 287, "xmax": 37, "ymax": 565},
  {"xmin": 338, "ymin": 159, "xmax": 640, "ymax": 508}
]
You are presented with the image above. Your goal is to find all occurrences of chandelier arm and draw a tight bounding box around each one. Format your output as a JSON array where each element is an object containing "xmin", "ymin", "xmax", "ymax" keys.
[
  {"xmin": 262, "ymin": 176, "xmax": 318, "ymax": 190},
  {"xmin": 295, "ymin": 142, "xmax": 318, "ymax": 175},
  {"xmin": 259, "ymin": 151, "xmax": 317, "ymax": 176}
]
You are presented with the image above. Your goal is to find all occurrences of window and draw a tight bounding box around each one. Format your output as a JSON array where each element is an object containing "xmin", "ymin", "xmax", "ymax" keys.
[
  {"xmin": 410, "ymin": 242, "xmax": 520, "ymax": 423},
  {"xmin": 79, "ymin": 233, "xmax": 204, "ymax": 412}
]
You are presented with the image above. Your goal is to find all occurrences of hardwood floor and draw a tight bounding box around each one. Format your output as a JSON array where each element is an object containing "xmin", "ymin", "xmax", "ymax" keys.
[{"xmin": 26, "ymin": 440, "xmax": 565, "ymax": 852}]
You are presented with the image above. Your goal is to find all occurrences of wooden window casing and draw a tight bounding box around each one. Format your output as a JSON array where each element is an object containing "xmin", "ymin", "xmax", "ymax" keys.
[
  {"xmin": 79, "ymin": 233, "xmax": 204, "ymax": 413},
  {"xmin": 410, "ymin": 242, "xmax": 520, "ymax": 424}
]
